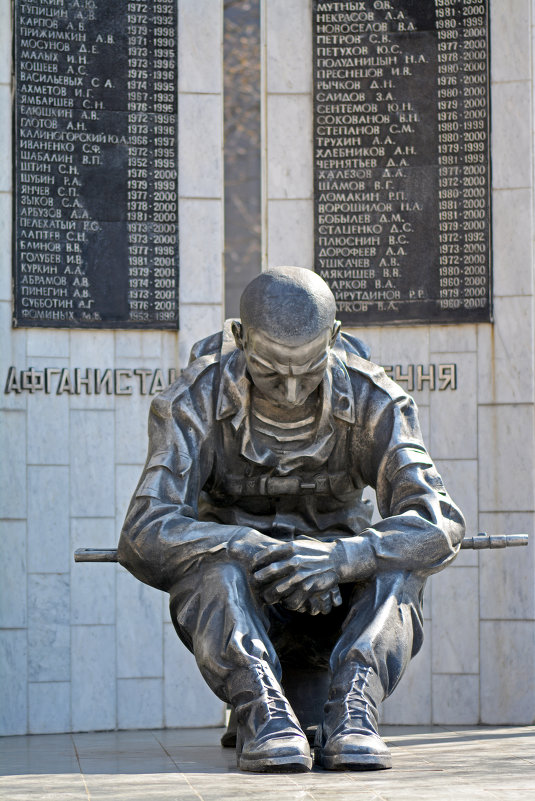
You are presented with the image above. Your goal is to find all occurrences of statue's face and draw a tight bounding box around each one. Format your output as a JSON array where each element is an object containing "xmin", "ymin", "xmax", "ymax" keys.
[{"xmin": 242, "ymin": 327, "xmax": 333, "ymax": 408}]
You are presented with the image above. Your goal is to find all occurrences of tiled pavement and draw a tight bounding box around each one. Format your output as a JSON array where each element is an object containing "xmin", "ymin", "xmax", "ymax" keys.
[{"xmin": 1, "ymin": 726, "xmax": 534, "ymax": 800}]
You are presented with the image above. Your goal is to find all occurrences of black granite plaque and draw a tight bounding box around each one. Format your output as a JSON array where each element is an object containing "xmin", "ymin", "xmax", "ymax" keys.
[
  {"xmin": 313, "ymin": 0, "xmax": 492, "ymax": 325},
  {"xmin": 13, "ymin": 0, "xmax": 178, "ymax": 329}
]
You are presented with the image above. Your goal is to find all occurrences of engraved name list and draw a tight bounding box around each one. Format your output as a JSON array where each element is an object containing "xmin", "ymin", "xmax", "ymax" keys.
[
  {"xmin": 313, "ymin": 0, "xmax": 491, "ymax": 325},
  {"xmin": 14, "ymin": 0, "xmax": 179, "ymax": 329}
]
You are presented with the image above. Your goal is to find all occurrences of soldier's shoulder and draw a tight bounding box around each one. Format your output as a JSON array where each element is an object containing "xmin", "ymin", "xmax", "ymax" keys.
[
  {"xmin": 150, "ymin": 344, "xmax": 221, "ymax": 420},
  {"xmin": 337, "ymin": 331, "xmax": 371, "ymax": 361},
  {"xmin": 337, "ymin": 334, "xmax": 410, "ymax": 403},
  {"xmin": 188, "ymin": 330, "xmax": 223, "ymax": 362}
]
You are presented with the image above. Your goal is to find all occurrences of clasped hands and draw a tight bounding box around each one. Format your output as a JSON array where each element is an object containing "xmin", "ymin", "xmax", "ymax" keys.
[{"xmin": 229, "ymin": 529, "xmax": 351, "ymax": 615}]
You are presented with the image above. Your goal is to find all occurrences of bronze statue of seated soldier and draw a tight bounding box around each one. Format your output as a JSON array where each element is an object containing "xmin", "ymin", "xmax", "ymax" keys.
[{"xmin": 119, "ymin": 266, "xmax": 465, "ymax": 773}]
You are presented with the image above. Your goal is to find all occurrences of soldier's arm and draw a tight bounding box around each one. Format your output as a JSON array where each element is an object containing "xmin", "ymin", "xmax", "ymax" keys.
[
  {"xmin": 336, "ymin": 391, "xmax": 465, "ymax": 582},
  {"xmin": 118, "ymin": 370, "xmax": 265, "ymax": 591}
]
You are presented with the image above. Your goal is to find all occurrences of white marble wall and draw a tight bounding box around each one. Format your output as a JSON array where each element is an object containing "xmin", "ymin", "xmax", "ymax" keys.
[
  {"xmin": 0, "ymin": 0, "xmax": 226, "ymax": 735},
  {"xmin": 1, "ymin": 0, "xmax": 534, "ymax": 737},
  {"xmin": 264, "ymin": 0, "xmax": 535, "ymax": 725}
]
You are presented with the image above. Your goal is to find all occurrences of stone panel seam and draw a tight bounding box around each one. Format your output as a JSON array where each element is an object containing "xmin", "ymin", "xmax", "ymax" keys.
[
  {"xmin": 432, "ymin": 672, "xmax": 479, "ymax": 676},
  {"xmin": 68, "ymin": 564, "xmax": 72, "ymax": 731},
  {"xmin": 66, "ymin": 514, "xmax": 114, "ymax": 520},
  {"xmin": 478, "ymin": 509, "xmax": 535, "ymax": 513},
  {"xmin": 24, "ymin": 390, "xmax": 30, "ymax": 732},
  {"xmin": 430, "ymin": 619, "xmax": 436, "ymax": 723},
  {"xmin": 477, "ymin": 402, "xmax": 534, "ymax": 408},
  {"xmin": 63, "ymin": 412, "xmax": 115, "ymax": 417},
  {"xmin": 491, "ymin": 78, "xmax": 531, "ymax": 85},
  {"xmin": 475, "ymin": 309, "xmax": 482, "ymax": 722},
  {"xmin": 428, "ymin": 458, "xmax": 478, "ymax": 462},
  {"xmin": 24, "ymin": 469, "xmax": 29, "ymax": 735},
  {"xmin": 477, "ymin": 540, "xmax": 481, "ymax": 723},
  {"xmin": 67, "ymin": 622, "xmax": 117, "ymax": 627},
  {"xmin": 267, "ymin": 197, "xmax": 313, "ymax": 202},
  {"xmin": 28, "ymin": 572, "xmax": 69, "ymax": 576},
  {"xmin": 117, "ymin": 675, "xmax": 163, "ymax": 680},
  {"xmin": 493, "ymin": 293, "xmax": 535, "ymax": 298},
  {"xmin": 26, "ymin": 464, "xmax": 72, "ymax": 468},
  {"xmin": 479, "ymin": 617, "xmax": 535, "ymax": 622},
  {"xmin": 179, "ymin": 302, "xmax": 223, "ymax": 307}
]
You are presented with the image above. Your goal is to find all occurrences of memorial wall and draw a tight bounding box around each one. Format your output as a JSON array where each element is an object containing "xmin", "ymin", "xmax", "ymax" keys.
[{"xmin": 0, "ymin": 0, "xmax": 534, "ymax": 736}]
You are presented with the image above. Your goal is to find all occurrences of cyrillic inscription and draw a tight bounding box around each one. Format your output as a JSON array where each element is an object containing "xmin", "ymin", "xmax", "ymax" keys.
[
  {"xmin": 4, "ymin": 366, "xmax": 179, "ymax": 395},
  {"xmin": 3, "ymin": 363, "xmax": 458, "ymax": 395},
  {"xmin": 14, "ymin": 0, "xmax": 178, "ymax": 329},
  {"xmin": 313, "ymin": 0, "xmax": 491, "ymax": 324}
]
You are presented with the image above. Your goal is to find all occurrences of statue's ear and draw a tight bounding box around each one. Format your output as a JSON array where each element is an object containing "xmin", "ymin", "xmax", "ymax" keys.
[
  {"xmin": 330, "ymin": 320, "xmax": 342, "ymax": 347},
  {"xmin": 232, "ymin": 320, "xmax": 245, "ymax": 350}
]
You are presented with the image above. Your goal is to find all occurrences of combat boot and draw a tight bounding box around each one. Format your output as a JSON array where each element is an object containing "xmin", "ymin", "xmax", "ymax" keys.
[
  {"xmin": 316, "ymin": 665, "xmax": 391, "ymax": 770},
  {"xmin": 228, "ymin": 663, "xmax": 312, "ymax": 773}
]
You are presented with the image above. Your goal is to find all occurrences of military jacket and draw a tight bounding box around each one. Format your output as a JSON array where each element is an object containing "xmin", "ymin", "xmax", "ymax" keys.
[{"xmin": 118, "ymin": 322, "xmax": 465, "ymax": 591}]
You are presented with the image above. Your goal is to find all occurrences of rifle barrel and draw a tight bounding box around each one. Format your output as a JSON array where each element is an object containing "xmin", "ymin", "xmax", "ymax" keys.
[
  {"xmin": 460, "ymin": 534, "xmax": 529, "ymax": 550},
  {"xmin": 73, "ymin": 535, "xmax": 530, "ymax": 562},
  {"xmin": 74, "ymin": 548, "xmax": 118, "ymax": 562}
]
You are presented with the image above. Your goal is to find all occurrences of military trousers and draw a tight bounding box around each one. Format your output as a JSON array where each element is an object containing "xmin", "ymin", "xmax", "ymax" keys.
[{"xmin": 168, "ymin": 550, "xmax": 426, "ymax": 706}]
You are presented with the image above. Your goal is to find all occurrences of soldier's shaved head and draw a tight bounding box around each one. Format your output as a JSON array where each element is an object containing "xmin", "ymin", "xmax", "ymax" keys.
[{"xmin": 239, "ymin": 266, "xmax": 337, "ymax": 344}]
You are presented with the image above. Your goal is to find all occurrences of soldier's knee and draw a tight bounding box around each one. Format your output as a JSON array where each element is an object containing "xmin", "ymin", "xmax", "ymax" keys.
[
  {"xmin": 170, "ymin": 555, "xmax": 256, "ymax": 618},
  {"xmin": 200, "ymin": 556, "xmax": 252, "ymax": 596}
]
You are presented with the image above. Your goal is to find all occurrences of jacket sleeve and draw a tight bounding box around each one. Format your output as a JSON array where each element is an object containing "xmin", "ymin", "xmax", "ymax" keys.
[
  {"xmin": 117, "ymin": 370, "xmax": 250, "ymax": 592},
  {"xmin": 340, "ymin": 388, "xmax": 465, "ymax": 579}
]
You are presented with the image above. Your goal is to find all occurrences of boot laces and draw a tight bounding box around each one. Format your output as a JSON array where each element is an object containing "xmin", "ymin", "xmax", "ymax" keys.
[
  {"xmin": 240, "ymin": 664, "xmax": 297, "ymax": 727},
  {"xmin": 343, "ymin": 667, "xmax": 378, "ymax": 731},
  {"xmin": 264, "ymin": 685, "xmax": 293, "ymax": 722}
]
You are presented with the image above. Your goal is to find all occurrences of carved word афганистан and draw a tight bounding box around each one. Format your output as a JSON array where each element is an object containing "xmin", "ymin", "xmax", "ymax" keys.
[{"xmin": 4, "ymin": 366, "xmax": 178, "ymax": 395}]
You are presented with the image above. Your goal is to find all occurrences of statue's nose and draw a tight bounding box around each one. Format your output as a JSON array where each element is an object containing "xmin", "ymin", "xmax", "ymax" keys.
[{"xmin": 285, "ymin": 376, "xmax": 297, "ymax": 403}]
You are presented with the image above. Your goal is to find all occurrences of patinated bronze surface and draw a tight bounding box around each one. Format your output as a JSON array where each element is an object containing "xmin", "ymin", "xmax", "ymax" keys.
[{"xmin": 118, "ymin": 267, "xmax": 465, "ymax": 772}]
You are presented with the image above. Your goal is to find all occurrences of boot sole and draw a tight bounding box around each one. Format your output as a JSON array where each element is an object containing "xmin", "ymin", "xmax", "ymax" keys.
[
  {"xmin": 319, "ymin": 751, "xmax": 392, "ymax": 771},
  {"xmin": 239, "ymin": 753, "xmax": 313, "ymax": 773}
]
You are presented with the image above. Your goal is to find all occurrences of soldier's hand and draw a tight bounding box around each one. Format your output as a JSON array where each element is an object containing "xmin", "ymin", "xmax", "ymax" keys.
[
  {"xmin": 299, "ymin": 587, "xmax": 343, "ymax": 616},
  {"xmin": 251, "ymin": 537, "xmax": 347, "ymax": 611},
  {"xmin": 227, "ymin": 528, "xmax": 283, "ymax": 568}
]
